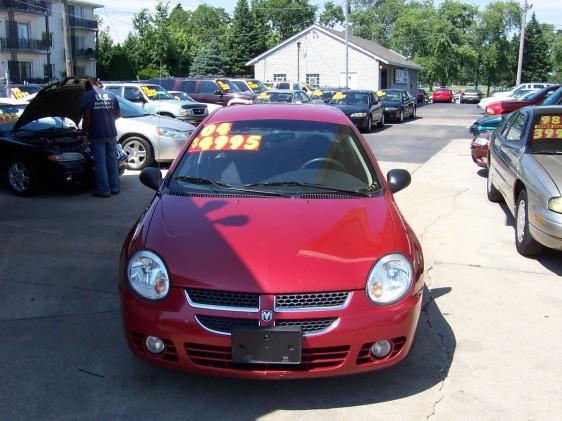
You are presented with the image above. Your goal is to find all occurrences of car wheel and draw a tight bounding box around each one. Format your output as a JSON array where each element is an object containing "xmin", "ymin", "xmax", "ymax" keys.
[
  {"xmin": 486, "ymin": 159, "xmax": 502, "ymax": 203},
  {"xmin": 411, "ymin": 107, "xmax": 416, "ymax": 119},
  {"xmin": 6, "ymin": 158, "xmax": 39, "ymax": 196},
  {"xmin": 379, "ymin": 113, "xmax": 385, "ymax": 128},
  {"xmin": 366, "ymin": 116, "xmax": 372, "ymax": 133},
  {"xmin": 515, "ymin": 189, "xmax": 543, "ymax": 257},
  {"xmin": 399, "ymin": 109, "xmax": 404, "ymax": 123},
  {"xmin": 122, "ymin": 136, "xmax": 154, "ymax": 171}
]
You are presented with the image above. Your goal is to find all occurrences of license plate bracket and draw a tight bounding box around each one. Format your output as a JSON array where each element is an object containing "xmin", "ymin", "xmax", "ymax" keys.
[{"xmin": 231, "ymin": 326, "xmax": 302, "ymax": 364}]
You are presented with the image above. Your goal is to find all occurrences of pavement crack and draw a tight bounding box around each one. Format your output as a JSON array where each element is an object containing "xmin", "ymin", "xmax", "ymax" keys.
[
  {"xmin": 0, "ymin": 277, "xmax": 116, "ymax": 295},
  {"xmin": 420, "ymin": 187, "xmax": 469, "ymax": 241},
  {"xmin": 423, "ymin": 265, "xmax": 454, "ymax": 421},
  {"xmin": 0, "ymin": 309, "xmax": 119, "ymax": 323}
]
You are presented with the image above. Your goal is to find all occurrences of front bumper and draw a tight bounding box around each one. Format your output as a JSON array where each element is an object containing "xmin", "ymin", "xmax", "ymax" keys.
[
  {"xmin": 383, "ymin": 109, "xmax": 401, "ymax": 120},
  {"xmin": 348, "ymin": 116, "xmax": 369, "ymax": 129},
  {"xmin": 120, "ymin": 287, "xmax": 422, "ymax": 379},
  {"xmin": 529, "ymin": 207, "xmax": 562, "ymax": 250}
]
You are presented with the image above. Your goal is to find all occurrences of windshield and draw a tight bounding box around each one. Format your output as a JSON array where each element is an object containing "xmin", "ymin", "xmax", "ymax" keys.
[
  {"xmin": 248, "ymin": 80, "xmax": 266, "ymax": 93},
  {"xmin": 254, "ymin": 92, "xmax": 294, "ymax": 103},
  {"xmin": 512, "ymin": 90, "xmax": 533, "ymax": 99},
  {"xmin": 168, "ymin": 119, "xmax": 379, "ymax": 194},
  {"xmin": 232, "ymin": 81, "xmax": 250, "ymax": 92},
  {"xmin": 117, "ymin": 96, "xmax": 148, "ymax": 118},
  {"xmin": 382, "ymin": 91, "xmax": 402, "ymax": 100},
  {"xmin": 543, "ymin": 88, "xmax": 562, "ymax": 105},
  {"xmin": 329, "ymin": 92, "xmax": 369, "ymax": 105},
  {"xmin": 140, "ymin": 85, "xmax": 174, "ymax": 100},
  {"xmin": 170, "ymin": 92, "xmax": 193, "ymax": 101},
  {"xmin": 217, "ymin": 79, "xmax": 241, "ymax": 93},
  {"xmin": 530, "ymin": 114, "xmax": 562, "ymax": 153}
]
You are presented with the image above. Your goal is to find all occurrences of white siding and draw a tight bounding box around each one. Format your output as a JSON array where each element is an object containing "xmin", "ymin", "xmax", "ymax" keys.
[{"xmin": 253, "ymin": 29, "xmax": 380, "ymax": 90}]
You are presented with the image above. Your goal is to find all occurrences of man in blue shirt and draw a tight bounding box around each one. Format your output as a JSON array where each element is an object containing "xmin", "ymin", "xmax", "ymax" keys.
[{"xmin": 81, "ymin": 79, "xmax": 121, "ymax": 197}]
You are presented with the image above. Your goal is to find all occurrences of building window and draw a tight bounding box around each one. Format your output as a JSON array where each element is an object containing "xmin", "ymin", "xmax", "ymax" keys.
[
  {"xmin": 273, "ymin": 74, "xmax": 286, "ymax": 82},
  {"xmin": 306, "ymin": 74, "xmax": 320, "ymax": 87},
  {"xmin": 44, "ymin": 64, "xmax": 54, "ymax": 78},
  {"xmin": 8, "ymin": 61, "xmax": 32, "ymax": 82}
]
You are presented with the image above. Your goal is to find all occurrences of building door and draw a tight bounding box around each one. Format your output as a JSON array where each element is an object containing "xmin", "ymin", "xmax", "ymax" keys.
[
  {"xmin": 339, "ymin": 72, "xmax": 358, "ymax": 89},
  {"xmin": 380, "ymin": 68, "xmax": 388, "ymax": 89}
]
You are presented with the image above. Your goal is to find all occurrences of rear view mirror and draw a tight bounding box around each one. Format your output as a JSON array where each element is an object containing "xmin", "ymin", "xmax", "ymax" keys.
[
  {"xmin": 386, "ymin": 169, "xmax": 411, "ymax": 193},
  {"xmin": 140, "ymin": 167, "xmax": 162, "ymax": 191}
]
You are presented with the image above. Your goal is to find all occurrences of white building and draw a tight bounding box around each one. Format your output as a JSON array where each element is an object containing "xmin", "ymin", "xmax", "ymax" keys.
[
  {"xmin": 247, "ymin": 24, "xmax": 422, "ymax": 96},
  {"xmin": 0, "ymin": 0, "xmax": 101, "ymax": 83}
]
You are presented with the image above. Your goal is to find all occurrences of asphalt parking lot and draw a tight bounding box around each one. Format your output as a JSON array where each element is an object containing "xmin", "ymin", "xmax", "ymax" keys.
[{"xmin": 1, "ymin": 103, "xmax": 561, "ymax": 420}]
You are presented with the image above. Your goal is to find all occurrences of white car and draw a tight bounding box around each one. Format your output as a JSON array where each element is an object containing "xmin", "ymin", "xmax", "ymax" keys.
[
  {"xmin": 272, "ymin": 81, "xmax": 313, "ymax": 95},
  {"xmin": 478, "ymin": 83, "xmax": 551, "ymax": 110},
  {"xmin": 115, "ymin": 96, "xmax": 195, "ymax": 170}
]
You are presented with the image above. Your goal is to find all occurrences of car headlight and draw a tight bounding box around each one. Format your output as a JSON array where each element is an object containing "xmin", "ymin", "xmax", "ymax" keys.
[
  {"xmin": 47, "ymin": 152, "xmax": 84, "ymax": 162},
  {"xmin": 156, "ymin": 127, "xmax": 185, "ymax": 138},
  {"xmin": 127, "ymin": 250, "xmax": 170, "ymax": 300},
  {"xmin": 366, "ymin": 254, "xmax": 413, "ymax": 305},
  {"xmin": 350, "ymin": 112, "xmax": 367, "ymax": 117},
  {"xmin": 548, "ymin": 197, "xmax": 562, "ymax": 214},
  {"xmin": 179, "ymin": 109, "xmax": 187, "ymax": 115}
]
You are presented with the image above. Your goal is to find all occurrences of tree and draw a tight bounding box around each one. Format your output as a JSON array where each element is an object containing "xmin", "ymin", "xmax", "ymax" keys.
[
  {"xmin": 107, "ymin": 45, "xmax": 136, "ymax": 80},
  {"xmin": 224, "ymin": 0, "xmax": 264, "ymax": 76},
  {"xmin": 522, "ymin": 13, "xmax": 552, "ymax": 82},
  {"xmin": 97, "ymin": 27, "xmax": 113, "ymax": 80},
  {"xmin": 186, "ymin": 4, "xmax": 231, "ymax": 48},
  {"xmin": 319, "ymin": 1, "xmax": 344, "ymax": 28},
  {"xmin": 189, "ymin": 39, "xmax": 228, "ymax": 76},
  {"xmin": 350, "ymin": 0, "xmax": 405, "ymax": 47},
  {"xmin": 253, "ymin": 0, "xmax": 316, "ymax": 45},
  {"xmin": 551, "ymin": 30, "xmax": 562, "ymax": 82}
]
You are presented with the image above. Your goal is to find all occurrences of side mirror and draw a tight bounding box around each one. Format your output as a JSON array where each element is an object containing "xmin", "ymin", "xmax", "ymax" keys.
[
  {"xmin": 386, "ymin": 169, "xmax": 411, "ymax": 194},
  {"xmin": 214, "ymin": 90, "xmax": 223, "ymax": 96},
  {"xmin": 139, "ymin": 167, "xmax": 162, "ymax": 191}
]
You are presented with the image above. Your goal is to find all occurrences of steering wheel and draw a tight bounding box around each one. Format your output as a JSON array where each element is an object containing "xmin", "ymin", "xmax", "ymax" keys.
[{"xmin": 299, "ymin": 157, "xmax": 347, "ymax": 172}]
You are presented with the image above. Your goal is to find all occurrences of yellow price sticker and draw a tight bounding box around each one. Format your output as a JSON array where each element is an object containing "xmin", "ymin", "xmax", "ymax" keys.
[
  {"xmin": 248, "ymin": 81, "xmax": 259, "ymax": 89},
  {"xmin": 332, "ymin": 92, "xmax": 346, "ymax": 100},
  {"xmin": 311, "ymin": 89, "xmax": 323, "ymax": 97},
  {"xmin": 217, "ymin": 80, "xmax": 230, "ymax": 91},
  {"xmin": 257, "ymin": 92, "xmax": 270, "ymax": 100},
  {"xmin": 140, "ymin": 86, "xmax": 158, "ymax": 97}
]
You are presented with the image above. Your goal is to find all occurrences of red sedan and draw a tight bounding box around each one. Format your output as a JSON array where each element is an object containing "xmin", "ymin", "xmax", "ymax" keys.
[
  {"xmin": 485, "ymin": 85, "xmax": 560, "ymax": 115},
  {"xmin": 120, "ymin": 104, "xmax": 424, "ymax": 379},
  {"xmin": 432, "ymin": 88, "xmax": 454, "ymax": 103},
  {"xmin": 470, "ymin": 133, "xmax": 491, "ymax": 168}
]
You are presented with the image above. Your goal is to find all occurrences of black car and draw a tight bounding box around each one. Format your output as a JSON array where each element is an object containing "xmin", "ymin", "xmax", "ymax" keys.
[
  {"xmin": 310, "ymin": 87, "xmax": 346, "ymax": 104},
  {"xmin": 416, "ymin": 88, "xmax": 429, "ymax": 104},
  {"xmin": 382, "ymin": 89, "xmax": 417, "ymax": 123},
  {"xmin": 327, "ymin": 90, "xmax": 384, "ymax": 132},
  {"xmin": 0, "ymin": 78, "xmax": 126, "ymax": 196}
]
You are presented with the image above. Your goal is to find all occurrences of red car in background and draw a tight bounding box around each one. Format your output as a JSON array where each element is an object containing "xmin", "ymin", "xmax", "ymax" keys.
[
  {"xmin": 120, "ymin": 104, "xmax": 424, "ymax": 379},
  {"xmin": 485, "ymin": 85, "xmax": 560, "ymax": 115},
  {"xmin": 432, "ymin": 88, "xmax": 454, "ymax": 103}
]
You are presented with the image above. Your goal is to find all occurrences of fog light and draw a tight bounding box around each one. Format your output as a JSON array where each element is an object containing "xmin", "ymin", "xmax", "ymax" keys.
[
  {"xmin": 370, "ymin": 340, "xmax": 392, "ymax": 358},
  {"xmin": 145, "ymin": 336, "xmax": 165, "ymax": 354}
]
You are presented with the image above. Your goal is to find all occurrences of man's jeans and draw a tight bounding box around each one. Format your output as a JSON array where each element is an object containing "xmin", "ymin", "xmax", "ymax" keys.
[{"xmin": 90, "ymin": 137, "xmax": 120, "ymax": 193}]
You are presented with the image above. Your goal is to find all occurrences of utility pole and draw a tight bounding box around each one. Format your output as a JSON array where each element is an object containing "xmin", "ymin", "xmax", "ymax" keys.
[
  {"xmin": 344, "ymin": 0, "xmax": 349, "ymax": 89},
  {"xmin": 62, "ymin": 0, "xmax": 73, "ymax": 76},
  {"xmin": 297, "ymin": 41, "xmax": 301, "ymax": 83},
  {"xmin": 516, "ymin": 0, "xmax": 531, "ymax": 85},
  {"xmin": 45, "ymin": 13, "xmax": 51, "ymax": 79}
]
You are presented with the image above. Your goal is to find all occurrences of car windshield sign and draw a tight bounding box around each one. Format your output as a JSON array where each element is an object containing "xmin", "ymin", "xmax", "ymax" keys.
[
  {"xmin": 330, "ymin": 92, "xmax": 368, "ymax": 105},
  {"xmin": 141, "ymin": 85, "xmax": 174, "ymax": 100},
  {"xmin": 218, "ymin": 80, "xmax": 241, "ymax": 92},
  {"xmin": 168, "ymin": 119, "xmax": 380, "ymax": 195},
  {"xmin": 255, "ymin": 92, "xmax": 293, "ymax": 103},
  {"xmin": 531, "ymin": 114, "xmax": 562, "ymax": 153},
  {"xmin": 383, "ymin": 91, "xmax": 401, "ymax": 100}
]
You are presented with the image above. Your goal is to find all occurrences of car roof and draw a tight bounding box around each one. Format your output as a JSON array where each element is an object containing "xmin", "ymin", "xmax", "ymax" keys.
[
  {"xmin": 207, "ymin": 104, "xmax": 350, "ymax": 125},
  {"xmin": 530, "ymin": 105, "xmax": 562, "ymax": 115},
  {"xmin": 104, "ymin": 82, "xmax": 158, "ymax": 87},
  {"xmin": 339, "ymin": 90, "xmax": 373, "ymax": 94},
  {"xmin": 265, "ymin": 89, "xmax": 300, "ymax": 93},
  {"xmin": 384, "ymin": 89, "xmax": 406, "ymax": 92}
]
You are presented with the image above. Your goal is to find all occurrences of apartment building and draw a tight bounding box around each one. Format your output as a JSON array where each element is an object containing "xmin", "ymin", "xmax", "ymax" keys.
[{"xmin": 0, "ymin": 0, "xmax": 101, "ymax": 83}]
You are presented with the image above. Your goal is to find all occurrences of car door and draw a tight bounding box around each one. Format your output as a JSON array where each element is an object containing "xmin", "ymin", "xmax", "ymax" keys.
[
  {"xmin": 400, "ymin": 92, "xmax": 409, "ymax": 114},
  {"xmin": 494, "ymin": 112, "xmax": 526, "ymax": 200},
  {"xmin": 197, "ymin": 80, "xmax": 225, "ymax": 105},
  {"xmin": 370, "ymin": 92, "xmax": 382, "ymax": 122}
]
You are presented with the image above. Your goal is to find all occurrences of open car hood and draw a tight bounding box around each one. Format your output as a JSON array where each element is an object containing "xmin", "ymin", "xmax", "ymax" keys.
[{"xmin": 13, "ymin": 77, "xmax": 94, "ymax": 131}]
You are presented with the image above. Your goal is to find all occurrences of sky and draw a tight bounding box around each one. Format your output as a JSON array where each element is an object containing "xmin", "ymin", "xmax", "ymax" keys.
[{"xmin": 95, "ymin": 0, "xmax": 562, "ymax": 44}]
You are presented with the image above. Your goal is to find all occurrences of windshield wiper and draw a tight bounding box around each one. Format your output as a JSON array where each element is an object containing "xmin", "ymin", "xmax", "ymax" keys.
[
  {"xmin": 244, "ymin": 181, "xmax": 372, "ymax": 197},
  {"xmin": 173, "ymin": 176, "xmax": 291, "ymax": 197}
]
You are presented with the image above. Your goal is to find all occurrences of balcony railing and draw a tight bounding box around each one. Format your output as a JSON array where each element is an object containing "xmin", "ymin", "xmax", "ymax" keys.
[
  {"xmin": 0, "ymin": 37, "xmax": 49, "ymax": 52},
  {"xmin": 72, "ymin": 48, "xmax": 96, "ymax": 60},
  {"xmin": 69, "ymin": 16, "xmax": 98, "ymax": 30},
  {"xmin": 0, "ymin": 0, "xmax": 51, "ymax": 15}
]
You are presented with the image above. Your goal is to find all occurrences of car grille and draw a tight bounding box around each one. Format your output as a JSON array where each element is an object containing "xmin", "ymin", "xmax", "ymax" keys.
[
  {"xmin": 356, "ymin": 337, "xmax": 407, "ymax": 365},
  {"xmin": 195, "ymin": 315, "xmax": 259, "ymax": 334},
  {"xmin": 185, "ymin": 289, "xmax": 260, "ymax": 310},
  {"xmin": 195, "ymin": 315, "xmax": 338, "ymax": 336},
  {"xmin": 131, "ymin": 332, "xmax": 179, "ymax": 362},
  {"xmin": 275, "ymin": 291, "xmax": 350, "ymax": 311},
  {"xmin": 185, "ymin": 342, "xmax": 350, "ymax": 371},
  {"xmin": 191, "ymin": 107, "xmax": 207, "ymax": 115}
]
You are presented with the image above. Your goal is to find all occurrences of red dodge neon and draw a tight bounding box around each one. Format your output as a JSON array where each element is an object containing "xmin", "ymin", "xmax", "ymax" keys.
[
  {"xmin": 432, "ymin": 88, "xmax": 454, "ymax": 103},
  {"xmin": 120, "ymin": 104, "xmax": 425, "ymax": 379}
]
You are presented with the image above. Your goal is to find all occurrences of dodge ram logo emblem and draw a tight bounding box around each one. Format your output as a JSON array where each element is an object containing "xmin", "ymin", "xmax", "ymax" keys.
[{"xmin": 261, "ymin": 310, "xmax": 273, "ymax": 322}]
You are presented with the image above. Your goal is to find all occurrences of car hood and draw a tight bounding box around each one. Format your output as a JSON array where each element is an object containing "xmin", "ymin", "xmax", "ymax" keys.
[
  {"xmin": 330, "ymin": 104, "xmax": 369, "ymax": 114},
  {"xmin": 231, "ymin": 92, "xmax": 256, "ymax": 100},
  {"xmin": 532, "ymin": 155, "xmax": 562, "ymax": 192},
  {"xmin": 119, "ymin": 114, "xmax": 195, "ymax": 131},
  {"xmin": 382, "ymin": 99, "xmax": 402, "ymax": 107},
  {"xmin": 14, "ymin": 77, "xmax": 91, "ymax": 130},
  {"xmin": 145, "ymin": 194, "xmax": 397, "ymax": 293}
]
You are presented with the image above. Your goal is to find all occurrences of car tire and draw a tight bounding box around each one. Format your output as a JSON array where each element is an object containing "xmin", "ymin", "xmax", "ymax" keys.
[
  {"xmin": 486, "ymin": 159, "xmax": 502, "ymax": 203},
  {"xmin": 411, "ymin": 107, "xmax": 416, "ymax": 119},
  {"xmin": 379, "ymin": 113, "xmax": 385, "ymax": 128},
  {"xmin": 366, "ymin": 116, "xmax": 372, "ymax": 133},
  {"xmin": 515, "ymin": 189, "xmax": 543, "ymax": 257},
  {"xmin": 122, "ymin": 136, "xmax": 154, "ymax": 171},
  {"xmin": 399, "ymin": 109, "xmax": 405, "ymax": 123},
  {"xmin": 6, "ymin": 157, "xmax": 39, "ymax": 196}
]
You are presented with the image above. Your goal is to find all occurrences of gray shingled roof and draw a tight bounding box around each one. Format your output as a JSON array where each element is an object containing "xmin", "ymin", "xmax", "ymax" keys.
[{"xmin": 321, "ymin": 26, "xmax": 423, "ymax": 71}]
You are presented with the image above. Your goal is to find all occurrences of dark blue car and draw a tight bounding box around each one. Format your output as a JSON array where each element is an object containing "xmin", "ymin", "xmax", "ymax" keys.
[
  {"xmin": 328, "ymin": 90, "xmax": 384, "ymax": 132},
  {"xmin": 382, "ymin": 89, "xmax": 417, "ymax": 123}
]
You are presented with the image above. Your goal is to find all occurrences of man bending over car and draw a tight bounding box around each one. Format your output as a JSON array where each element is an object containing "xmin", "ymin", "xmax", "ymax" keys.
[{"xmin": 81, "ymin": 78, "xmax": 121, "ymax": 197}]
